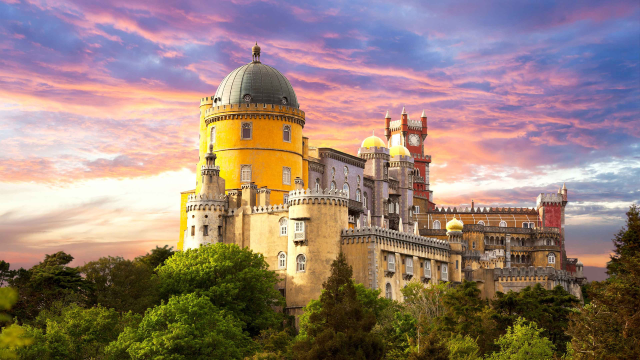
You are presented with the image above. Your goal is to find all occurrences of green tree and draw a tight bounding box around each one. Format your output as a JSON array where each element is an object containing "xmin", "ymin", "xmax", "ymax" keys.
[
  {"xmin": 292, "ymin": 253, "xmax": 384, "ymax": 360},
  {"xmin": 491, "ymin": 283, "xmax": 578, "ymax": 354},
  {"xmin": 487, "ymin": 318, "xmax": 554, "ymax": 360},
  {"xmin": 11, "ymin": 304, "xmax": 140, "ymax": 360},
  {"xmin": 156, "ymin": 243, "xmax": 283, "ymax": 336},
  {"xmin": 135, "ymin": 245, "xmax": 174, "ymax": 270},
  {"xmin": 8, "ymin": 252, "xmax": 90, "ymax": 323},
  {"xmin": 447, "ymin": 334, "xmax": 480, "ymax": 360},
  {"xmin": 82, "ymin": 256, "xmax": 160, "ymax": 314},
  {"xmin": 568, "ymin": 204, "xmax": 640, "ymax": 359},
  {"xmin": 0, "ymin": 261, "xmax": 14, "ymax": 287},
  {"xmin": 0, "ymin": 288, "xmax": 33, "ymax": 359},
  {"xmin": 105, "ymin": 293, "xmax": 252, "ymax": 360}
]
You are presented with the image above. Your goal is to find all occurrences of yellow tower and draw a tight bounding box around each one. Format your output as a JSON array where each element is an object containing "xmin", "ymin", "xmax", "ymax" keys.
[{"xmin": 180, "ymin": 44, "xmax": 306, "ymax": 250}]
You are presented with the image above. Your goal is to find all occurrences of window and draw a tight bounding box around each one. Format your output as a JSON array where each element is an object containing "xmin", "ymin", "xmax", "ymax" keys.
[
  {"xmin": 433, "ymin": 220, "xmax": 441, "ymax": 229},
  {"xmin": 343, "ymin": 183, "xmax": 349, "ymax": 197},
  {"xmin": 191, "ymin": 226, "xmax": 195, "ymax": 236},
  {"xmin": 296, "ymin": 254, "xmax": 306, "ymax": 272},
  {"xmin": 357, "ymin": 175, "xmax": 361, "ymax": 184},
  {"xmin": 283, "ymin": 167, "xmax": 291, "ymax": 185},
  {"xmin": 406, "ymin": 257, "xmax": 413, "ymax": 275},
  {"xmin": 499, "ymin": 220, "xmax": 507, "ymax": 227},
  {"xmin": 343, "ymin": 166, "xmax": 348, "ymax": 177},
  {"xmin": 278, "ymin": 252, "xmax": 286, "ymax": 269},
  {"xmin": 331, "ymin": 181, "xmax": 336, "ymax": 190},
  {"xmin": 363, "ymin": 193, "xmax": 368, "ymax": 209},
  {"xmin": 529, "ymin": 222, "xmax": 535, "ymax": 228},
  {"xmin": 424, "ymin": 261, "xmax": 431, "ymax": 277},
  {"xmin": 396, "ymin": 203, "xmax": 400, "ymax": 214},
  {"xmin": 356, "ymin": 189, "xmax": 361, "ymax": 202},
  {"xmin": 389, "ymin": 202, "xmax": 394, "ymax": 213},
  {"xmin": 388, "ymin": 254, "xmax": 395, "ymax": 272},
  {"xmin": 280, "ymin": 218, "xmax": 288, "ymax": 236},
  {"xmin": 241, "ymin": 122, "xmax": 252, "ymax": 139},
  {"xmin": 331, "ymin": 167, "xmax": 335, "ymax": 178},
  {"xmin": 295, "ymin": 221, "xmax": 304, "ymax": 234},
  {"xmin": 385, "ymin": 283, "xmax": 392, "ymax": 299},
  {"xmin": 415, "ymin": 168, "xmax": 420, "ymax": 177},
  {"xmin": 315, "ymin": 178, "xmax": 320, "ymax": 192},
  {"xmin": 472, "ymin": 241, "xmax": 476, "ymax": 249},
  {"xmin": 477, "ymin": 221, "xmax": 485, "ymax": 226},
  {"xmin": 548, "ymin": 253, "xmax": 556, "ymax": 264},
  {"xmin": 283, "ymin": 125, "xmax": 291, "ymax": 142},
  {"xmin": 442, "ymin": 263, "xmax": 448, "ymax": 281},
  {"xmin": 415, "ymin": 206, "xmax": 420, "ymax": 214},
  {"xmin": 203, "ymin": 225, "xmax": 208, "ymax": 236},
  {"xmin": 283, "ymin": 194, "xmax": 289, "ymax": 203},
  {"xmin": 241, "ymin": 165, "xmax": 251, "ymax": 182},
  {"xmin": 522, "ymin": 222, "xmax": 529, "ymax": 228},
  {"xmin": 456, "ymin": 260, "xmax": 459, "ymax": 269},
  {"xmin": 210, "ymin": 126, "xmax": 216, "ymax": 145}
]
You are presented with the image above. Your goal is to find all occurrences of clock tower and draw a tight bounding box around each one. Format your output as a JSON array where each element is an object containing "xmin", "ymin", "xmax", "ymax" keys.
[{"xmin": 384, "ymin": 108, "xmax": 434, "ymax": 210}]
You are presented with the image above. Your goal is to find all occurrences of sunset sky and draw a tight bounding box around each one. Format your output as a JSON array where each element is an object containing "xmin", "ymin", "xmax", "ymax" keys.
[{"xmin": 0, "ymin": 0, "xmax": 638, "ymax": 278}]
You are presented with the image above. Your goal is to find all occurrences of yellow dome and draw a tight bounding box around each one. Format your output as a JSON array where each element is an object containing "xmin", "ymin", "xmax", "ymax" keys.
[
  {"xmin": 446, "ymin": 218, "xmax": 463, "ymax": 232},
  {"xmin": 361, "ymin": 135, "xmax": 386, "ymax": 148},
  {"xmin": 389, "ymin": 145, "xmax": 411, "ymax": 157}
]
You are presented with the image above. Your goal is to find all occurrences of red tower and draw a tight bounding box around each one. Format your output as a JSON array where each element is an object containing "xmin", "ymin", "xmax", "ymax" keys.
[{"xmin": 384, "ymin": 108, "xmax": 434, "ymax": 210}]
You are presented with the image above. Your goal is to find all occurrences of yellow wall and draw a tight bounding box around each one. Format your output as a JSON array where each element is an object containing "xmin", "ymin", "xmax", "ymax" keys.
[{"xmin": 178, "ymin": 190, "xmax": 195, "ymax": 251}]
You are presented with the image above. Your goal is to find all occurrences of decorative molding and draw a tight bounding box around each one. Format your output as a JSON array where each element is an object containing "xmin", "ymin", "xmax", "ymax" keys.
[{"xmin": 318, "ymin": 148, "xmax": 366, "ymax": 168}]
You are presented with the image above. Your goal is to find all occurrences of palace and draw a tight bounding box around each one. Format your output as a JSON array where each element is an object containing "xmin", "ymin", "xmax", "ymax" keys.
[{"xmin": 178, "ymin": 44, "xmax": 586, "ymax": 321}]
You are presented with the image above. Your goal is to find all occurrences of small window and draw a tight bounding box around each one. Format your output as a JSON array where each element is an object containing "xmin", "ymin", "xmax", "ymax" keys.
[
  {"xmin": 283, "ymin": 167, "xmax": 291, "ymax": 185},
  {"xmin": 343, "ymin": 166, "xmax": 348, "ymax": 176},
  {"xmin": 389, "ymin": 202, "xmax": 394, "ymax": 213},
  {"xmin": 315, "ymin": 178, "xmax": 320, "ymax": 192},
  {"xmin": 331, "ymin": 181, "xmax": 336, "ymax": 190},
  {"xmin": 415, "ymin": 168, "xmax": 420, "ymax": 177},
  {"xmin": 283, "ymin": 194, "xmax": 289, "ymax": 203},
  {"xmin": 385, "ymin": 283, "xmax": 392, "ymax": 299},
  {"xmin": 529, "ymin": 222, "xmax": 535, "ymax": 228},
  {"xmin": 210, "ymin": 126, "xmax": 216, "ymax": 145},
  {"xmin": 433, "ymin": 220, "xmax": 441, "ymax": 229},
  {"xmin": 241, "ymin": 165, "xmax": 251, "ymax": 182},
  {"xmin": 241, "ymin": 122, "xmax": 252, "ymax": 140},
  {"xmin": 203, "ymin": 225, "xmax": 208, "ymax": 236},
  {"xmin": 280, "ymin": 218, "xmax": 288, "ymax": 236},
  {"xmin": 343, "ymin": 183, "xmax": 349, "ymax": 197},
  {"xmin": 472, "ymin": 241, "xmax": 476, "ymax": 249},
  {"xmin": 331, "ymin": 167, "xmax": 336, "ymax": 178},
  {"xmin": 442, "ymin": 263, "xmax": 448, "ymax": 281},
  {"xmin": 356, "ymin": 189, "xmax": 361, "ymax": 202},
  {"xmin": 424, "ymin": 261, "xmax": 431, "ymax": 278},
  {"xmin": 406, "ymin": 257, "xmax": 413, "ymax": 275},
  {"xmin": 297, "ymin": 254, "xmax": 306, "ymax": 272},
  {"xmin": 363, "ymin": 193, "xmax": 368, "ymax": 209},
  {"xmin": 456, "ymin": 260, "xmax": 459, "ymax": 269},
  {"xmin": 295, "ymin": 221, "xmax": 304, "ymax": 233},
  {"xmin": 522, "ymin": 222, "xmax": 529, "ymax": 228},
  {"xmin": 388, "ymin": 254, "xmax": 395, "ymax": 272},
  {"xmin": 191, "ymin": 226, "xmax": 195, "ymax": 236},
  {"xmin": 357, "ymin": 175, "xmax": 361, "ymax": 184},
  {"xmin": 477, "ymin": 221, "xmax": 485, "ymax": 226},
  {"xmin": 278, "ymin": 252, "xmax": 286, "ymax": 269},
  {"xmin": 548, "ymin": 253, "xmax": 556, "ymax": 264},
  {"xmin": 218, "ymin": 226, "xmax": 222, "ymax": 236},
  {"xmin": 283, "ymin": 125, "xmax": 291, "ymax": 142},
  {"xmin": 499, "ymin": 221, "xmax": 507, "ymax": 228},
  {"xmin": 415, "ymin": 206, "xmax": 420, "ymax": 214}
]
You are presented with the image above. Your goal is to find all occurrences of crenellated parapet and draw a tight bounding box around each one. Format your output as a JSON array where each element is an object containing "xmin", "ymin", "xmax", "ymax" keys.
[
  {"xmin": 536, "ymin": 193, "xmax": 564, "ymax": 209},
  {"xmin": 186, "ymin": 192, "xmax": 227, "ymax": 212},
  {"xmin": 203, "ymin": 102, "xmax": 306, "ymax": 127},
  {"xmin": 494, "ymin": 266, "xmax": 576, "ymax": 282},
  {"xmin": 252, "ymin": 204, "xmax": 289, "ymax": 214},
  {"xmin": 429, "ymin": 206, "xmax": 538, "ymax": 214},
  {"xmin": 287, "ymin": 188, "xmax": 349, "ymax": 206},
  {"xmin": 341, "ymin": 226, "xmax": 449, "ymax": 250}
]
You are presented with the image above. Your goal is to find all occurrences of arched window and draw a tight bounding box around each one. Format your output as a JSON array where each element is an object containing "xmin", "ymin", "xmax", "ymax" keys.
[
  {"xmin": 433, "ymin": 220, "xmax": 441, "ymax": 229},
  {"xmin": 283, "ymin": 125, "xmax": 291, "ymax": 142},
  {"xmin": 363, "ymin": 193, "xmax": 368, "ymax": 209},
  {"xmin": 389, "ymin": 202, "xmax": 394, "ymax": 213},
  {"xmin": 548, "ymin": 253, "xmax": 555, "ymax": 264},
  {"xmin": 477, "ymin": 221, "xmax": 485, "ymax": 226},
  {"xmin": 356, "ymin": 188, "xmax": 361, "ymax": 202},
  {"xmin": 424, "ymin": 261, "xmax": 431, "ymax": 277},
  {"xmin": 315, "ymin": 178, "xmax": 320, "ymax": 192},
  {"xmin": 210, "ymin": 126, "xmax": 216, "ymax": 145},
  {"xmin": 343, "ymin": 166, "xmax": 348, "ymax": 177},
  {"xmin": 343, "ymin": 183, "xmax": 349, "ymax": 197},
  {"xmin": 441, "ymin": 263, "xmax": 448, "ymax": 281},
  {"xmin": 330, "ymin": 181, "xmax": 336, "ymax": 190},
  {"xmin": 499, "ymin": 220, "xmax": 507, "ymax": 227},
  {"xmin": 279, "ymin": 218, "xmax": 288, "ymax": 236},
  {"xmin": 385, "ymin": 283, "xmax": 392, "ymax": 299},
  {"xmin": 282, "ymin": 167, "xmax": 291, "ymax": 185},
  {"xmin": 395, "ymin": 203, "xmax": 400, "ymax": 214},
  {"xmin": 278, "ymin": 252, "xmax": 286, "ymax": 269},
  {"xmin": 388, "ymin": 254, "xmax": 395, "ymax": 271},
  {"xmin": 241, "ymin": 165, "xmax": 251, "ymax": 182},
  {"xmin": 415, "ymin": 168, "xmax": 420, "ymax": 177},
  {"xmin": 241, "ymin": 122, "xmax": 252, "ymax": 139},
  {"xmin": 297, "ymin": 254, "xmax": 306, "ymax": 272},
  {"xmin": 406, "ymin": 257, "xmax": 413, "ymax": 275},
  {"xmin": 331, "ymin": 167, "xmax": 336, "ymax": 178}
]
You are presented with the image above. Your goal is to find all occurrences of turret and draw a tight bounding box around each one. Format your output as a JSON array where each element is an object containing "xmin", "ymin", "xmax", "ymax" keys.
[{"xmin": 446, "ymin": 218, "xmax": 464, "ymax": 282}]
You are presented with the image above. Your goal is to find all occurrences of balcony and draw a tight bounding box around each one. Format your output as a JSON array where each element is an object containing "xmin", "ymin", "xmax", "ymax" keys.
[{"xmin": 348, "ymin": 199, "xmax": 363, "ymax": 212}]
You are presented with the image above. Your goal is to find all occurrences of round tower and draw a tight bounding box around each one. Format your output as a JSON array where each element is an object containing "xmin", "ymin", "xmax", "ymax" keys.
[
  {"xmin": 358, "ymin": 133, "xmax": 390, "ymax": 227},
  {"xmin": 388, "ymin": 145, "xmax": 414, "ymax": 232},
  {"xmin": 184, "ymin": 146, "xmax": 228, "ymax": 250},
  {"xmin": 446, "ymin": 218, "xmax": 464, "ymax": 283},
  {"xmin": 285, "ymin": 188, "xmax": 349, "ymax": 321},
  {"xmin": 196, "ymin": 44, "xmax": 306, "ymax": 204}
]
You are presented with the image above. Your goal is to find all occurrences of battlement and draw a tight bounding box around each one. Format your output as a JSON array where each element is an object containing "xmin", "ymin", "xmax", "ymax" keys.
[
  {"xmin": 429, "ymin": 206, "xmax": 538, "ymax": 214},
  {"xmin": 536, "ymin": 193, "xmax": 564, "ymax": 209},
  {"xmin": 412, "ymin": 153, "xmax": 431, "ymax": 162},
  {"xmin": 358, "ymin": 146, "xmax": 390, "ymax": 158},
  {"xmin": 200, "ymin": 96, "xmax": 214, "ymax": 106},
  {"xmin": 251, "ymin": 203, "xmax": 288, "ymax": 214},
  {"xmin": 203, "ymin": 102, "xmax": 305, "ymax": 123},
  {"xmin": 341, "ymin": 226, "xmax": 449, "ymax": 250},
  {"xmin": 187, "ymin": 193, "xmax": 227, "ymax": 202},
  {"xmin": 494, "ymin": 266, "xmax": 575, "ymax": 281},
  {"xmin": 288, "ymin": 188, "xmax": 349, "ymax": 206}
]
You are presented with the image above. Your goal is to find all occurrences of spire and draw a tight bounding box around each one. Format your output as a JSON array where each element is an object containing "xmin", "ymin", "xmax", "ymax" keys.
[
  {"xmin": 562, "ymin": 182, "xmax": 567, "ymax": 190},
  {"xmin": 401, "ymin": 106, "xmax": 407, "ymax": 115},
  {"xmin": 421, "ymin": 109, "xmax": 426, "ymax": 118},
  {"xmin": 385, "ymin": 110, "xmax": 390, "ymax": 119}
]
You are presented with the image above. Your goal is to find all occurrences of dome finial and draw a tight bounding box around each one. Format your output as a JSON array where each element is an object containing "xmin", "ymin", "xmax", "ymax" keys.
[
  {"xmin": 401, "ymin": 106, "xmax": 407, "ymax": 115},
  {"xmin": 252, "ymin": 42, "xmax": 261, "ymax": 62},
  {"xmin": 385, "ymin": 110, "xmax": 390, "ymax": 119}
]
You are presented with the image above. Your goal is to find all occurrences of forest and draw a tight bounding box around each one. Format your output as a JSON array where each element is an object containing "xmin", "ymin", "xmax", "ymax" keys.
[{"xmin": 0, "ymin": 204, "xmax": 638, "ymax": 360}]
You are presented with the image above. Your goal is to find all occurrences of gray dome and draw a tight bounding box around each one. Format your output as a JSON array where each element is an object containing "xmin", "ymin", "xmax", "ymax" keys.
[{"xmin": 212, "ymin": 62, "xmax": 299, "ymax": 108}]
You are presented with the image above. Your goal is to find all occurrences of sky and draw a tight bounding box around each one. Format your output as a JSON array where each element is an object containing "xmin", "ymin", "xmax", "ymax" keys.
[{"xmin": 0, "ymin": 0, "xmax": 638, "ymax": 278}]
